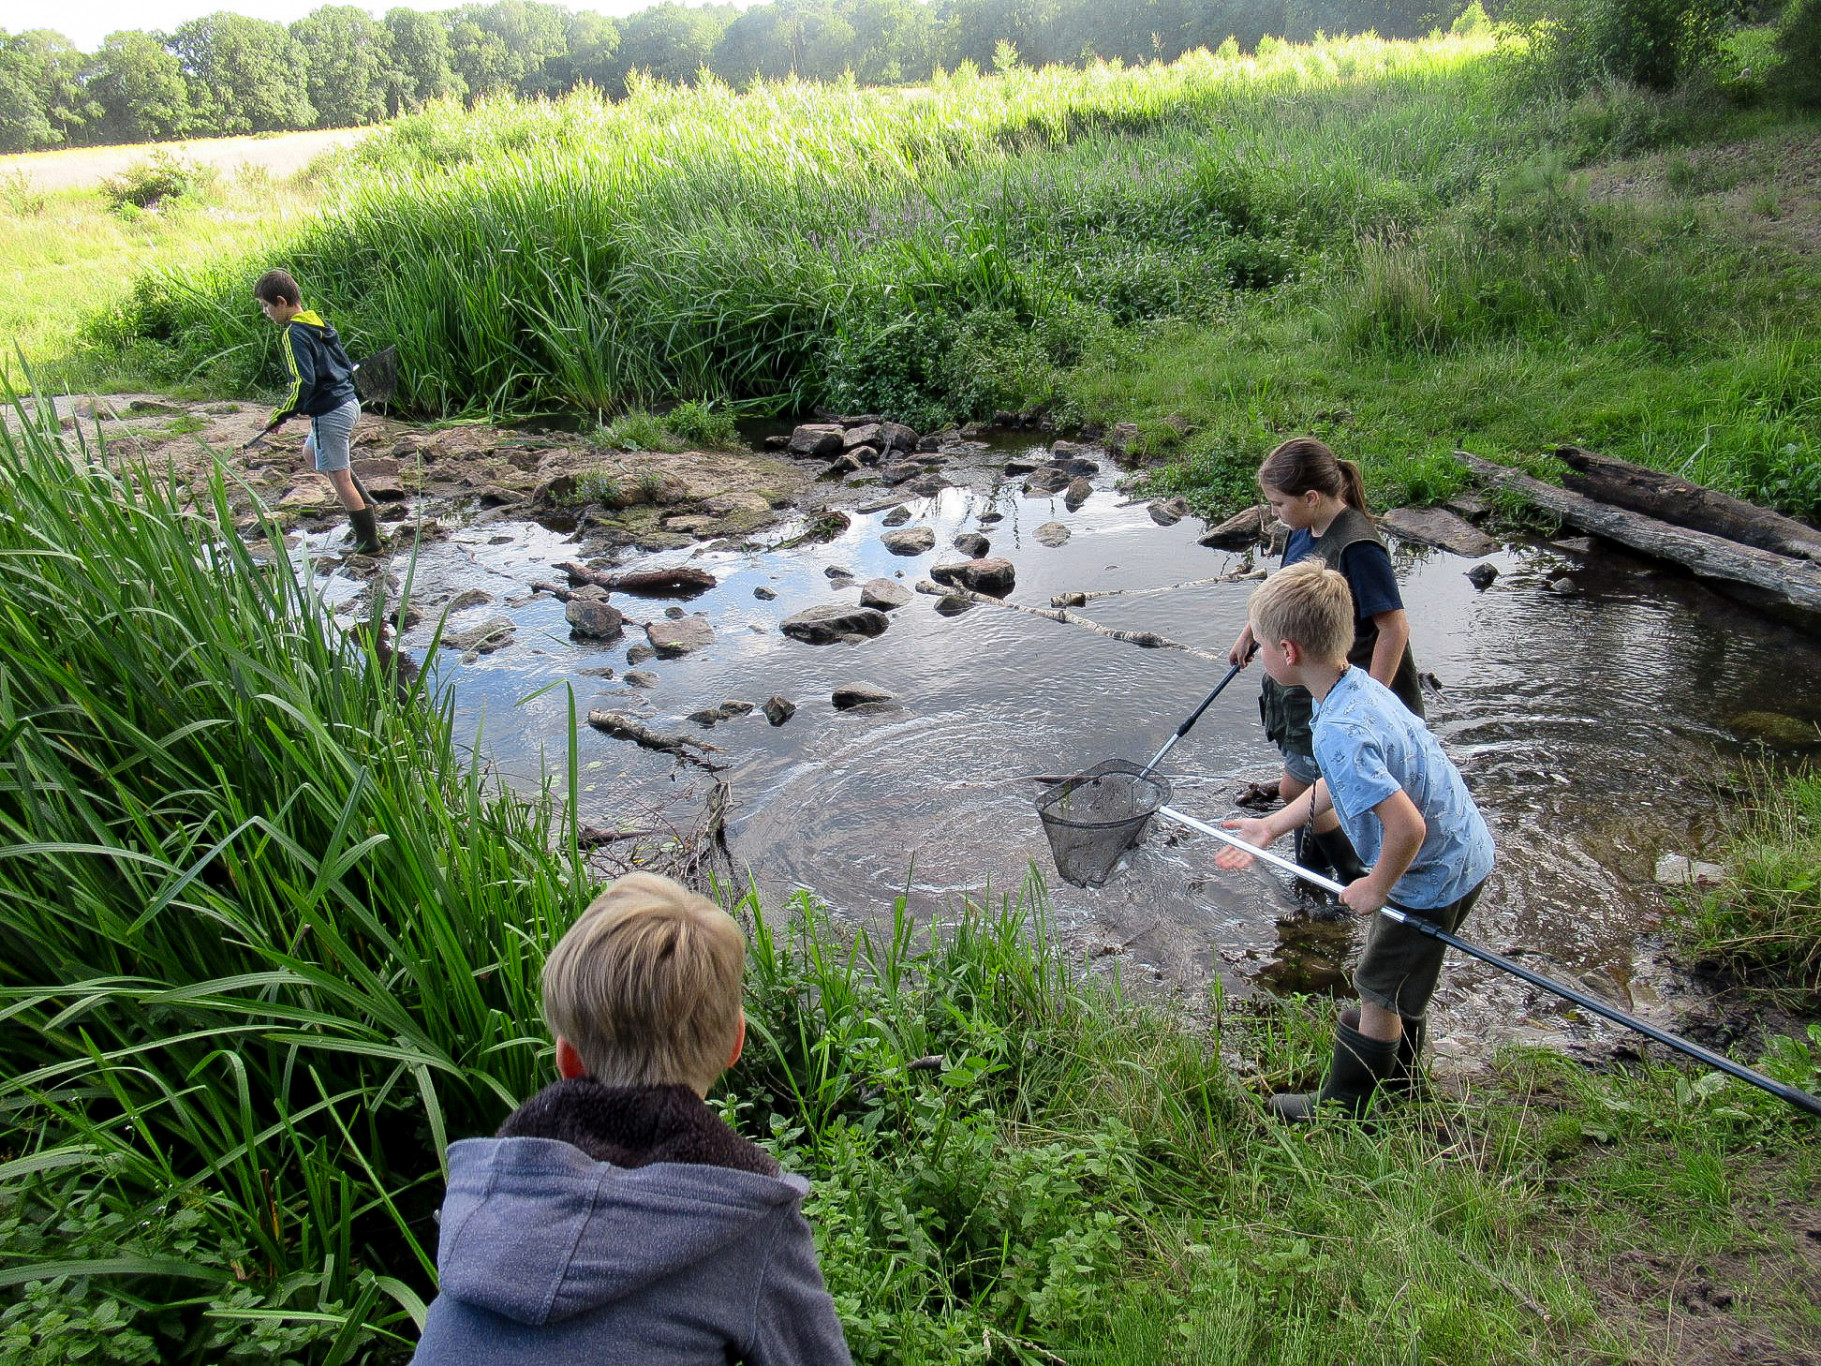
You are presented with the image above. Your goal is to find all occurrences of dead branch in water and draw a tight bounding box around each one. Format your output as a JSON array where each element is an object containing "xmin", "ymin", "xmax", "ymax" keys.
[{"xmin": 913, "ymin": 580, "xmax": 1227, "ymax": 662}]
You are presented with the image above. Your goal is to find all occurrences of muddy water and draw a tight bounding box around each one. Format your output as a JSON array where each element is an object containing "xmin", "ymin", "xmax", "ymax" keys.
[{"xmin": 316, "ymin": 446, "xmax": 1821, "ymax": 1065}]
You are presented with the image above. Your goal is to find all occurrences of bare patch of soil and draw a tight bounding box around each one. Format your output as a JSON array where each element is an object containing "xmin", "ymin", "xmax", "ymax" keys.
[
  {"xmin": 1571, "ymin": 1194, "xmax": 1821, "ymax": 1365},
  {"xmin": 0, "ymin": 127, "xmax": 372, "ymax": 193},
  {"xmin": 1585, "ymin": 130, "xmax": 1821, "ymax": 257}
]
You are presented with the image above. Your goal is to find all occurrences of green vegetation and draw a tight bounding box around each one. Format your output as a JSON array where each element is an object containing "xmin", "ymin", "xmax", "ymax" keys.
[
  {"xmin": 1679, "ymin": 766, "xmax": 1821, "ymax": 999},
  {"xmin": 1, "ymin": 386, "xmax": 1817, "ymax": 1364}
]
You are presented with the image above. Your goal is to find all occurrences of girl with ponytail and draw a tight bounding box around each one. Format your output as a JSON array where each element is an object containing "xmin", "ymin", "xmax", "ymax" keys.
[{"xmin": 1227, "ymin": 438, "xmax": 1425, "ymax": 888}]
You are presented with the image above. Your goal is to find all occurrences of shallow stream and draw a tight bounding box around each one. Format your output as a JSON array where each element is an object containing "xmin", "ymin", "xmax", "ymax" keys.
[{"xmin": 313, "ymin": 442, "xmax": 1821, "ymax": 1070}]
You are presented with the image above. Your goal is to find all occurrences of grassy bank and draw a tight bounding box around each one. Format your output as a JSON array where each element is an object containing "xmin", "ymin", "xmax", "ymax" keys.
[{"xmin": 2, "ymin": 393, "xmax": 1818, "ymax": 1363}]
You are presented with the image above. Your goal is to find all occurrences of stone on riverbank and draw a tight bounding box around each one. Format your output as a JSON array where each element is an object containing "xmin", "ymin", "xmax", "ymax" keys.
[
  {"xmin": 1149, "ymin": 498, "xmax": 1189, "ymax": 526},
  {"xmin": 788, "ymin": 423, "xmax": 844, "ymax": 457},
  {"xmin": 1199, "ymin": 506, "xmax": 1265, "ymax": 549},
  {"xmin": 1381, "ymin": 506, "xmax": 1499, "ymax": 558}
]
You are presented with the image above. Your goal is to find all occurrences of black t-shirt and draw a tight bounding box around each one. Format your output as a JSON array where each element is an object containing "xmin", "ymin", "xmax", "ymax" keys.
[{"xmin": 1283, "ymin": 528, "xmax": 1403, "ymax": 621}]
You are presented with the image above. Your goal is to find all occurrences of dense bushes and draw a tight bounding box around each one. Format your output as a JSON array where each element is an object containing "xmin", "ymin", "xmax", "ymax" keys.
[{"xmin": 1769, "ymin": 0, "xmax": 1821, "ymax": 106}]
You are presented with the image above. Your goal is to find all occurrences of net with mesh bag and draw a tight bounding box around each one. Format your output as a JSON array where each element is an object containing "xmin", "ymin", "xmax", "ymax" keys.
[{"xmin": 1034, "ymin": 759, "xmax": 1171, "ymax": 889}]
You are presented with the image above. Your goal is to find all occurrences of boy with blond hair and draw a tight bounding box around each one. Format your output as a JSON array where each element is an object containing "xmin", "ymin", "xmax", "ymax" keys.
[
  {"xmin": 1217, "ymin": 562, "xmax": 1495, "ymax": 1121},
  {"xmin": 411, "ymin": 872, "xmax": 852, "ymax": 1364}
]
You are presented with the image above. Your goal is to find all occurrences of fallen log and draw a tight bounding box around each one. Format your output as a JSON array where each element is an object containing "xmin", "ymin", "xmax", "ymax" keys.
[
  {"xmin": 914, "ymin": 580, "xmax": 1227, "ymax": 662},
  {"xmin": 1555, "ymin": 446, "xmax": 1821, "ymax": 563},
  {"xmin": 557, "ymin": 561, "xmax": 717, "ymax": 597},
  {"xmin": 1453, "ymin": 451, "xmax": 1821, "ymax": 620}
]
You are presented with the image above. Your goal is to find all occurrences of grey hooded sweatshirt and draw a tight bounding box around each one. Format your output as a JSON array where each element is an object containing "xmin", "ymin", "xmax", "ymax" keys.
[{"xmin": 409, "ymin": 1080, "xmax": 852, "ymax": 1366}]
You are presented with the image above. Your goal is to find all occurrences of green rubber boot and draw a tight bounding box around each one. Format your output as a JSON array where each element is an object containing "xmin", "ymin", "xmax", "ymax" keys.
[
  {"xmin": 1269, "ymin": 1021, "xmax": 1398, "ymax": 1123},
  {"xmin": 1340, "ymin": 1007, "xmax": 1425, "ymax": 1093},
  {"xmin": 348, "ymin": 507, "xmax": 383, "ymax": 555}
]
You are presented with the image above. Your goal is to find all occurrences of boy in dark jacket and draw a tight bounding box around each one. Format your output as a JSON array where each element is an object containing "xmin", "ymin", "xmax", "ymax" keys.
[
  {"xmin": 251, "ymin": 269, "xmax": 380, "ymax": 554},
  {"xmin": 410, "ymin": 872, "xmax": 853, "ymax": 1366}
]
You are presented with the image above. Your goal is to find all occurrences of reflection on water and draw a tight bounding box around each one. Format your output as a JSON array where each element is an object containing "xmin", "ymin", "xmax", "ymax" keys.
[{"xmin": 339, "ymin": 446, "xmax": 1821, "ymax": 1056}]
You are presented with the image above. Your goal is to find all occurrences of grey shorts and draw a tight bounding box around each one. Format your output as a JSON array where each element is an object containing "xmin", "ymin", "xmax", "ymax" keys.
[
  {"xmin": 1278, "ymin": 743, "xmax": 1321, "ymax": 787},
  {"xmin": 1354, "ymin": 878, "xmax": 1486, "ymax": 1019},
  {"xmin": 304, "ymin": 399, "xmax": 360, "ymax": 473}
]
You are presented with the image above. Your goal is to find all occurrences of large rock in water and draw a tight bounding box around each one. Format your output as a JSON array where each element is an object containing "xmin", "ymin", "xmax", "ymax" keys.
[
  {"xmin": 781, "ymin": 603, "xmax": 891, "ymax": 644},
  {"xmin": 646, "ymin": 614, "xmax": 714, "ymax": 657},
  {"xmin": 1034, "ymin": 522, "xmax": 1071, "ymax": 547},
  {"xmin": 1198, "ymin": 506, "xmax": 1265, "ymax": 549},
  {"xmin": 833, "ymin": 682, "xmax": 895, "ymax": 710},
  {"xmin": 565, "ymin": 599, "xmax": 623, "ymax": 640},
  {"xmin": 930, "ymin": 558, "xmax": 1015, "ymax": 597},
  {"xmin": 953, "ymin": 532, "xmax": 991, "ymax": 558},
  {"xmin": 1379, "ymin": 506, "xmax": 1499, "ymax": 558},
  {"xmin": 860, "ymin": 578, "xmax": 912, "ymax": 610},
  {"xmin": 881, "ymin": 525, "xmax": 936, "ymax": 555}
]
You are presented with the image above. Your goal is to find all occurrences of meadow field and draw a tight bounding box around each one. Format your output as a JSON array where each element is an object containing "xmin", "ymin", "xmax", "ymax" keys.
[{"xmin": 3, "ymin": 25, "xmax": 1821, "ymax": 1365}]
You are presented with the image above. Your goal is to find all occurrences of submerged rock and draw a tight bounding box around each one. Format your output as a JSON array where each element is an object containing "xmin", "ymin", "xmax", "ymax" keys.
[
  {"xmin": 881, "ymin": 506, "xmax": 912, "ymax": 527},
  {"xmin": 764, "ymin": 695, "xmax": 796, "ymax": 726},
  {"xmin": 953, "ymin": 532, "xmax": 990, "ymax": 558},
  {"xmin": 442, "ymin": 617, "xmax": 515, "ymax": 653},
  {"xmin": 934, "ymin": 594, "xmax": 975, "ymax": 616},
  {"xmin": 754, "ymin": 585, "xmax": 778, "ymax": 601},
  {"xmin": 1034, "ymin": 522, "xmax": 1071, "ymax": 548},
  {"xmin": 1466, "ymin": 563, "xmax": 1500, "ymax": 590},
  {"xmin": 1023, "ymin": 467, "xmax": 1072, "ymax": 494},
  {"xmin": 782, "ymin": 603, "xmax": 891, "ymax": 644}
]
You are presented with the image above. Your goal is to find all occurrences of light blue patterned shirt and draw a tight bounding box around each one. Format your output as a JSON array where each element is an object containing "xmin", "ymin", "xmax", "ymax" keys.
[{"xmin": 1312, "ymin": 667, "xmax": 1494, "ymax": 911}]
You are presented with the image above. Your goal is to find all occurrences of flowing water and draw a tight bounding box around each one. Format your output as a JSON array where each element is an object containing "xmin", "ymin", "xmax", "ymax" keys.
[{"xmin": 314, "ymin": 442, "xmax": 1821, "ymax": 1066}]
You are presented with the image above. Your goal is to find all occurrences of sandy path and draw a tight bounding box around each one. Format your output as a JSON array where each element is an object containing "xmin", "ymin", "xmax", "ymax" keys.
[{"xmin": 0, "ymin": 127, "xmax": 374, "ymax": 193}]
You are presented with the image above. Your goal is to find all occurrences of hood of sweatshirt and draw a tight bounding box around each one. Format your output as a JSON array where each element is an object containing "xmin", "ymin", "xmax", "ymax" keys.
[{"xmin": 433, "ymin": 1084, "xmax": 808, "ymax": 1327}]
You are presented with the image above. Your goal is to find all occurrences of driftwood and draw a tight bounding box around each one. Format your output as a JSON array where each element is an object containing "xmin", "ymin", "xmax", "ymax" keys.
[
  {"xmin": 586, "ymin": 710, "xmax": 722, "ymax": 768},
  {"xmin": 1555, "ymin": 446, "xmax": 1821, "ymax": 563},
  {"xmin": 914, "ymin": 580, "xmax": 1226, "ymax": 662},
  {"xmin": 1048, "ymin": 565, "xmax": 1264, "ymax": 606},
  {"xmin": 1454, "ymin": 450, "xmax": 1821, "ymax": 618},
  {"xmin": 557, "ymin": 561, "xmax": 717, "ymax": 597}
]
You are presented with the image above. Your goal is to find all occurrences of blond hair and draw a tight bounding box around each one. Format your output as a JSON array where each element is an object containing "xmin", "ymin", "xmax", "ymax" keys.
[
  {"xmin": 542, "ymin": 872, "xmax": 745, "ymax": 1093},
  {"xmin": 1248, "ymin": 560, "xmax": 1354, "ymax": 667}
]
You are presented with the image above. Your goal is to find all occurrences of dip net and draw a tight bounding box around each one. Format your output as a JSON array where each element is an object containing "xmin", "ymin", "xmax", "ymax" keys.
[{"xmin": 1034, "ymin": 760, "xmax": 1170, "ymax": 889}]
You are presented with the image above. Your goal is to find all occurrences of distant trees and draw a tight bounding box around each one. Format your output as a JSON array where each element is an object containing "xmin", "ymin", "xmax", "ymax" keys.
[{"xmin": 0, "ymin": 0, "xmax": 1776, "ymax": 155}]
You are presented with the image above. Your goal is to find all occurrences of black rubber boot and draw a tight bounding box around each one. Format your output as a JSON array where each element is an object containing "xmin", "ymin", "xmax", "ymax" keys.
[
  {"xmin": 1292, "ymin": 825, "xmax": 1334, "ymax": 894},
  {"xmin": 1269, "ymin": 1021, "xmax": 1398, "ymax": 1123},
  {"xmin": 348, "ymin": 507, "xmax": 383, "ymax": 555},
  {"xmin": 1312, "ymin": 826, "xmax": 1370, "ymax": 885},
  {"xmin": 1340, "ymin": 1007, "xmax": 1425, "ymax": 1093}
]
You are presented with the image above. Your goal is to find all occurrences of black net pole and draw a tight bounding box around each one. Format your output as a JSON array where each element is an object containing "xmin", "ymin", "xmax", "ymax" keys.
[{"xmin": 1160, "ymin": 805, "xmax": 1821, "ymax": 1121}]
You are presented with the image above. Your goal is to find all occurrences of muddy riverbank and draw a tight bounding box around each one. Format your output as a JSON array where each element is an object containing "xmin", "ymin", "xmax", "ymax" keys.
[{"xmin": 43, "ymin": 393, "xmax": 1821, "ymax": 1086}]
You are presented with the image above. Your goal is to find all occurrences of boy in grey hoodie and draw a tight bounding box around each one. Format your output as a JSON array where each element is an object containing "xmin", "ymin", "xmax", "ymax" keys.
[{"xmin": 410, "ymin": 872, "xmax": 852, "ymax": 1366}]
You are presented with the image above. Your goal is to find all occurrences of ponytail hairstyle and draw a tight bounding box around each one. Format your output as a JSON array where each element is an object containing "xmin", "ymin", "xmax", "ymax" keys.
[{"xmin": 1257, "ymin": 437, "xmax": 1369, "ymax": 513}]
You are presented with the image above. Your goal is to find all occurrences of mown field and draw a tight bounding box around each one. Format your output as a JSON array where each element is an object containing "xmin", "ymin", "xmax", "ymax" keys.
[{"xmin": 3, "ymin": 27, "xmax": 1820, "ymax": 1365}]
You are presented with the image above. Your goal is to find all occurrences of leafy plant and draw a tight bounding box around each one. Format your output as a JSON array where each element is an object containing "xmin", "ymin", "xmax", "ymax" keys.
[{"xmin": 101, "ymin": 152, "xmax": 220, "ymax": 212}]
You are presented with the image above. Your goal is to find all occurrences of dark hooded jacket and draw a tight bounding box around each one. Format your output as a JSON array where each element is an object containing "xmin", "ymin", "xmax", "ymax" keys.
[
  {"xmin": 268, "ymin": 310, "xmax": 357, "ymax": 426},
  {"xmin": 408, "ymin": 1078, "xmax": 852, "ymax": 1366}
]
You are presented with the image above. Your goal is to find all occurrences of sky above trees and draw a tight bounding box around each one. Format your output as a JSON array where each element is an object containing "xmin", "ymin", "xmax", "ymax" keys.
[{"xmin": 7, "ymin": 1, "xmax": 746, "ymax": 54}]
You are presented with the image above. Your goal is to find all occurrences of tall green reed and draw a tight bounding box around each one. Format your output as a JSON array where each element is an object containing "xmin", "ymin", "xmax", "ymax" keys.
[{"xmin": 0, "ymin": 379, "xmax": 586, "ymax": 1359}]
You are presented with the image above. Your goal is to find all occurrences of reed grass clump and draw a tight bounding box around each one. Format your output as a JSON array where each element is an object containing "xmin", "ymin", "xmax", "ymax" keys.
[{"xmin": 103, "ymin": 34, "xmax": 1505, "ymax": 423}]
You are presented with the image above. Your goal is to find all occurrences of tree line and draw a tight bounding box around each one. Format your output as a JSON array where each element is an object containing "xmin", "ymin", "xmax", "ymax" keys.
[{"xmin": 0, "ymin": 0, "xmax": 1460, "ymax": 153}]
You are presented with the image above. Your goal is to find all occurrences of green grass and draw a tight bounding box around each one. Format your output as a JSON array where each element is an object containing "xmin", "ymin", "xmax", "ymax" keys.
[
  {"xmin": 1677, "ymin": 766, "xmax": 1821, "ymax": 999},
  {"xmin": 0, "ymin": 168, "xmax": 320, "ymax": 393}
]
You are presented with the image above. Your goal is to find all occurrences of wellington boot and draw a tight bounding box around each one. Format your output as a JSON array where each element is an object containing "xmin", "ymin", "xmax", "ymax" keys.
[
  {"xmin": 348, "ymin": 507, "xmax": 383, "ymax": 555},
  {"xmin": 1291, "ymin": 825, "xmax": 1334, "ymax": 897},
  {"xmin": 1269, "ymin": 1022, "xmax": 1398, "ymax": 1123},
  {"xmin": 1340, "ymin": 1007, "xmax": 1425, "ymax": 1093},
  {"xmin": 1312, "ymin": 826, "xmax": 1370, "ymax": 885}
]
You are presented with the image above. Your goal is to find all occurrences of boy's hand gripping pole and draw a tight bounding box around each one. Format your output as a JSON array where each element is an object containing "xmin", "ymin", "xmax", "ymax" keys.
[{"xmin": 1160, "ymin": 804, "xmax": 1821, "ymax": 1121}]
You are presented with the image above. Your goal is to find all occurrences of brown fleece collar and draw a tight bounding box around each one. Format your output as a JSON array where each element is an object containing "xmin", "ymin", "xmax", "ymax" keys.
[{"xmin": 496, "ymin": 1078, "xmax": 780, "ymax": 1179}]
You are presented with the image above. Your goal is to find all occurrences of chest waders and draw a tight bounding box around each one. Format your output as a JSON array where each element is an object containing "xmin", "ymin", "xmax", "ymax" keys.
[{"xmin": 1258, "ymin": 505, "xmax": 1425, "ymax": 892}]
